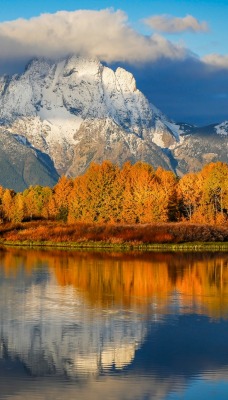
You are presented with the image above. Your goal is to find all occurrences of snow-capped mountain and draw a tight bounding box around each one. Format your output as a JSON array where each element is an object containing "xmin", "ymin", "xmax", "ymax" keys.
[{"xmin": 0, "ymin": 55, "xmax": 227, "ymax": 189}]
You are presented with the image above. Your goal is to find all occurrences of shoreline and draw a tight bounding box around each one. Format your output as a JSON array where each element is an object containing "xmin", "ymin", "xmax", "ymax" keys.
[
  {"xmin": 0, "ymin": 221, "xmax": 228, "ymax": 252},
  {"xmin": 1, "ymin": 239, "xmax": 228, "ymax": 252}
]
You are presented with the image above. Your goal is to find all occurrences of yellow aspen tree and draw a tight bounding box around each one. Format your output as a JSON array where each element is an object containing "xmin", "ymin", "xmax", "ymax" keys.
[
  {"xmin": 53, "ymin": 176, "xmax": 73, "ymax": 222},
  {"xmin": 154, "ymin": 168, "xmax": 177, "ymax": 222},
  {"xmin": 120, "ymin": 162, "xmax": 157, "ymax": 223},
  {"xmin": 178, "ymin": 172, "xmax": 203, "ymax": 221},
  {"xmin": 12, "ymin": 193, "xmax": 25, "ymax": 223},
  {"xmin": 2, "ymin": 189, "xmax": 15, "ymax": 222},
  {"xmin": 200, "ymin": 162, "xmax": 228, "ymax": 224}
]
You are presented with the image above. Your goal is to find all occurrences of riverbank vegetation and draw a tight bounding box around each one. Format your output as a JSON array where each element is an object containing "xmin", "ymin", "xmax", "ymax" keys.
[{"xmin": 0, "ymin": 221, "xmax": 228, "ymax": 248}]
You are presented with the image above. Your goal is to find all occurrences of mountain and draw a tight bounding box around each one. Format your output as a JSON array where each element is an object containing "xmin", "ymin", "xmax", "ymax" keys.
[
  {"xmin": 0, "ymin": 130, "xmax": 58, "ymax": 191},
  {"xmin": 173, "ymin": 122, "xmax": 228, "ymax": 175},
  {"xmin": 0, "ymin": 56, "xmax": 227, "ymax": 190}
]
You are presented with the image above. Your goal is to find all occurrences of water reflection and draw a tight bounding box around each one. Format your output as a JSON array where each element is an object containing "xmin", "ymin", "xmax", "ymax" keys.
[
  {"xmin": 1, "ymin": 248, "xmax": 228, "ymax": 316},
  {"xmin": 0, "ymin": 248, "xmax": 228, "ymax": 399}
]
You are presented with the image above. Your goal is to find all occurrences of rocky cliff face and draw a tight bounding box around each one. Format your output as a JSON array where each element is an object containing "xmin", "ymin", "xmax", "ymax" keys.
[
  {"xmin": 172, "ymin": 122, "xmax": 228, "ymax": 175},
  {"xmin": 0, "ymin": 56, "xmax": 227, "ymax": 189},
  {"xmin": 0, "ymin": 129, "xmax": 58, "ymax": 191}
]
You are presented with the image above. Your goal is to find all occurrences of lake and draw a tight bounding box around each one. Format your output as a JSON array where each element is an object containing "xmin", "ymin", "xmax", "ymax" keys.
[{"xmin": 0, "ymin": 247, "xmax": 228, "ymax": 399}]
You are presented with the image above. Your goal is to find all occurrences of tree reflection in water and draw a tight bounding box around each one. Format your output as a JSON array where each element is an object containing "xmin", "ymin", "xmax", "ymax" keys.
[{"xmin": 0, "ymin": 248, "xmax": 228, "ymax": 400}]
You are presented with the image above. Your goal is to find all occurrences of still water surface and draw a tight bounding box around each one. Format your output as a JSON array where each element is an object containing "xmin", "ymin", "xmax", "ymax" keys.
[{"xmin": 0, "ymin": 248, "xmax": 228, "ymax": 399}]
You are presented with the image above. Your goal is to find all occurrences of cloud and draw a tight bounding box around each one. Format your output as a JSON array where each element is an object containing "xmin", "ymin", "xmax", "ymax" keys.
[
  {"xmin": 0, "ymin": 9, "xmax": 189, "ymax": 72},
  {"xmin": 124, "ymin": 57, "xmax": 228, "ymax": 125},
  {"xmin": 203, "ymin": 54, "xmax": 228, "ymax": 69},
  {"xmin": 0, "ymin": 9, "xmax": 226, "ymax": 125},
  {"xmin": 144, "ymin": 14, "xmax": 209, "ymax": 34}
]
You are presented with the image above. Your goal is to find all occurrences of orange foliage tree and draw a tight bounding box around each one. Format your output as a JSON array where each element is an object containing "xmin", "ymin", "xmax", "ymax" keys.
[
  {"xmin": 178, "ymin": 162, "xmax": 228, "ymax": 224},
  {"xmin": 51, "ymin": 176, "xmax": 73, "ymax": 221},
  {"xmin": 0, "ymin": 160, "xmax": 227, "ymax": 225},
  {"xmin": 68, "ymin": 161, "xmax": 121, "ymax": 223}
]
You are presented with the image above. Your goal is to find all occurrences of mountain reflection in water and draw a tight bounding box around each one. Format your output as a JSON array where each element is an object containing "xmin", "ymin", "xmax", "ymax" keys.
[{"xmin": 0, "ymin": 248, "xmax": 228, "ymax": 400}]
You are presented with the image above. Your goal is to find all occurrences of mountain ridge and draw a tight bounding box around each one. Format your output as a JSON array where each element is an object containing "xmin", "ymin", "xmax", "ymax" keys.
[{"xmin": 0, "ymin": 55, "xmax": 227, "ymax": 190}]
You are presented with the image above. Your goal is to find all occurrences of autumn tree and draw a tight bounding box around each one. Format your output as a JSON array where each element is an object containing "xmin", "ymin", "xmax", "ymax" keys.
[
  {"xmin": 178, "ymin": 172, "xmax": 203, "ymax": 221},
  {"xmin": 0, "ymin": 160, "xmax": 227, "ymax": 226},
  {"xmin": 23, "ymin": 186, "xmax": 53, "ymax": 220},
  {"xmin": 52, "ymin": 176, "xmax": 73, "ymax": 222},
  {"xmin": 178, "ymin": 162, "xmax": 228, "ymax": 224},
  {"xmin": 11, "ymin": 193, "xmax": 25, "ymax": 223},
  {"xmin": 120, "ymin": 162, "xmax": 157, "ymax": 223},
  {"xmin": 2, "ymin": 189, "xmax": 15, "ymax": 222},
  {"xmin": 200, "ymin": 162, "xmax": 228, "ymax": 224},
  {"xmin": 0, "ymin": 186, "xmax": 5, "ymax": 222},
  {"xmin": 68, "ymin": 161, "xmax": 121, "ymax": 223},
  {"xmin": 155, "ymin": 167, "xmax": 177, "ymax": 221}
]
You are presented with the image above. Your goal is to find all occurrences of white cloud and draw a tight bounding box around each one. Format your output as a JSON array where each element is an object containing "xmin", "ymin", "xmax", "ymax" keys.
[
  {"xmin": 203, "ymin": 54, "xmax": 228, "ymax": 69},
  {"xmin": 0, "ymin": 9, "xmax": 189, "ymax": 68},
  {"xmin": 144, "ymin": 14, "xmax": 209, "ymax": 34}
]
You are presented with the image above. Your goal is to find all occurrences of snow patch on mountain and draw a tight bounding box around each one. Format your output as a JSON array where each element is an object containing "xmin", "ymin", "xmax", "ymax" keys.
[{"xmin": 215, "ymin": 121, "xmax": 228, "ymax": 136}]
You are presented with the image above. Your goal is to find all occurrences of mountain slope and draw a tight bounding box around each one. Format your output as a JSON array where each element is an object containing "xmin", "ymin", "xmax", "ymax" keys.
[
  {"xmin": 0, "ymin": 56, "xmax": 179, "ymax": 178},
  {"xmin": 0, "ymin": 130, "xmax": 59, "ymax": 191},
  {"xmin": 0, "ymin": 56, "xmax": 227, "ymax": 189},
  {"xmin": 173, "ymin": 122, "xmax": 228, "ymax": 174}
]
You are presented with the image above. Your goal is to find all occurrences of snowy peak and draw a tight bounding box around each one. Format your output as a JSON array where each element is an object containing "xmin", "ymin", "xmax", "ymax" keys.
[
  {"xmin": 115, "ymin": 67, "xmax": 137, "ymax": 92},
  {"xmin": 0, "ymin": 55, "xmax": 167, "ymax": 154},
  {"xmin": 0, "ymin": 56, "xmax": 172, "ymax": 176},
  {"xmin": 0, "ymin": 55, "xmax": 226, "ymax": 190},
  {"xmin": 0, "ymin": 56, "xmax": 154, "ymax": 132}
]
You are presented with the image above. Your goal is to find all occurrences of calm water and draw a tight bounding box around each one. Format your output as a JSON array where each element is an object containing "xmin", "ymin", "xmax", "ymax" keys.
[{"xmin": 0, "ymin": 248, "xmax": 228, "ymax": 400}]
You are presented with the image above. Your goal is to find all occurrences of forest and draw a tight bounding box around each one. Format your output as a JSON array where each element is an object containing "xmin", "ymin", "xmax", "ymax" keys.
[{"xmin": 0, "ymin": 160, "xmax": 227, "ymax": 226}]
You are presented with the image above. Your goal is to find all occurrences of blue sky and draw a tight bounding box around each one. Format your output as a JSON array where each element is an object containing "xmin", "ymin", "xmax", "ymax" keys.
[
  {"xmin": 0, "ymin": 0, "xmax": 227, "ymax": 125},
  {"xmin": 1, "ymin": 0, "xmax": 227, "ymax": 56}
]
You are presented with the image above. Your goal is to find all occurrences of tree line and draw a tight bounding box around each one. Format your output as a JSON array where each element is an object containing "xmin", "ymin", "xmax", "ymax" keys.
[{"xmin": 0, "ymin": 161, "xmax": 227, "ymax": 225}]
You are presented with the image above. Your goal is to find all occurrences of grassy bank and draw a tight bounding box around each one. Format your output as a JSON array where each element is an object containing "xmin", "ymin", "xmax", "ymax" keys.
[
  {"xmin": 0, "ymin": 221, "xmax": 228, "ymax": 251},
  {"xmin": 1, "ymin": 240, "xmax": 228, "ymax": 252}
]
